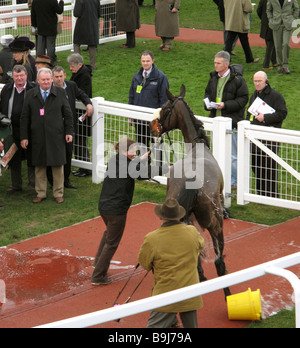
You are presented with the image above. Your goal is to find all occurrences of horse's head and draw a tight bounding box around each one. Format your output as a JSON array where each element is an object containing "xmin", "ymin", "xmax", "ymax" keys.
[{"xmin": 150, "ymin": 84, "xmax": 186, "ymax": 138}]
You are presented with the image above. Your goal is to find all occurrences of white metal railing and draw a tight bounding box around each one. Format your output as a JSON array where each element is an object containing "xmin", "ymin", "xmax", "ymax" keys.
[
  {"xmin": 237, "ymin": 121, "xmax": 300, "ymax": 210},
  {"xmin": 34, "ymin": 252, "xmax": 300, "ymax": 328},
  {"xmin": 92, "ymin": 98, "xmax": 233, "ymax": 207}
]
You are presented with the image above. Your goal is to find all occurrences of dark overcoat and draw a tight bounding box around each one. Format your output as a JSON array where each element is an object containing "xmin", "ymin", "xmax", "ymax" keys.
[
  {"xmin": 116, "ymin": 0, "xmax": 140, "ymax": 32},
  {"xmin": 20, "ymin": 85, "xmax": 73, "ymax": 167},
  {"xmin": 73, "ymin": 0, "xmax": 101, "ymax": 46},
  {"xmin": 31, "ymin": 0, "xmax": 64, "ymax": 36},
  {"xmin": 155, "ymin": 0, "xmax": 181, "ymax": 38},
  {"xmin": 246, "ymin": 84, "xmax": 287, "ymax": 128}
]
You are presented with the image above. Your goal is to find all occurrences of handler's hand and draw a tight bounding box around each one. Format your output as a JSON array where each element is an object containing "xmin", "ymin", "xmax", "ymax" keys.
[
  {"xmin": 0, "ymin": 141, "xmax": 3, "ymax": 152},
  {"xmin": 66, "ymin": 135, "xmax": 73, "ymax": 143},
  {"xmin": 21, "ymin": 139, "xmax": 28, "ymax": 149},
  {"xmin": 140, "ymin": 151, "xmax": 151, "ymax": 161}
]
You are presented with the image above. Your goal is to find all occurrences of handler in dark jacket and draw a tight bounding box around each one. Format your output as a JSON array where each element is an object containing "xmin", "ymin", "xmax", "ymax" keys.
[
  {"xmin": 20, "ymin": 68, "xmax": 73, "ymax": 204},
  {"xmin": 204, "ymin": 50, "xmax": 249, "ymax": 187},
  {"xmin": 31, "ymin": 0, "xmax": 64, "ymax": 65},
  {"xmin": 246, "ymin": 71, "xmax": 287, "ymax": 197},
  {"xmin": 92, "ymin": 137, "xmax": 169, "ymax": 285},
  {"xmin": 73, "ymin": 0, "xmax": 101, "ymax": 70},
  {"xmin": 129, "ymin": 50, "xmax": 169, "ymax": 161}
]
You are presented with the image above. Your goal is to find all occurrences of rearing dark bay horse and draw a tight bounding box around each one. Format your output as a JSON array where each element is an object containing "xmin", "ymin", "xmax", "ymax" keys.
[{"xmin": 150, "ymin": 85, "xmax": 231, "ymax": 298}]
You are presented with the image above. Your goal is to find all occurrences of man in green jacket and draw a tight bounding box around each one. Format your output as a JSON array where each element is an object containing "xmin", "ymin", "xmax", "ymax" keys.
[
  {"xmin": 224, "ymin": 0, "xmax": 260, "ymax": 63},
  {"xmin": 138, "ymin": 198, "xmax": 204, "ymax": 328},
  {"xmin": 267, "ymin": 0, "xmax": 299, "ymax": 74}
]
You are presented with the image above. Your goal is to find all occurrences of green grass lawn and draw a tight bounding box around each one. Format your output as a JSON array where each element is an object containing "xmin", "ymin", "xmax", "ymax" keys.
[{"xmin": 0, "ymin": 1, "xmax": 298, "ymax": 327}]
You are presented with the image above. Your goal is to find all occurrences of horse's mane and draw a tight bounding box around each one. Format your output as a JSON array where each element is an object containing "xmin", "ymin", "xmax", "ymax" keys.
[{"xmin": 181, "ymin": 99, "xmax": 211, "ymax": 149}]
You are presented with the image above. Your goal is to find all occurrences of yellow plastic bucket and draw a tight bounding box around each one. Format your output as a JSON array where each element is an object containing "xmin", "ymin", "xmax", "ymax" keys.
[{"xmin": 227, "ymin": 288, "xmax": 262, "ymax": 321}]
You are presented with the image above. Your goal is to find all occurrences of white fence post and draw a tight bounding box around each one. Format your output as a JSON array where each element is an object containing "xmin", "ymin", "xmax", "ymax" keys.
[
  {"xmin": 212, "ymin": 116, "xmax": 232, "ymax": 208},
  {"xmin": 237, "ymin": 120, "xmax": 251, "ymax": 206},
  {"xmin": 92, "ymin": 97, "xmax": 106, "ymax": 184},
  {"xmin": 265, "ymin": 266, "xmax": 300, "ymax": 328}
]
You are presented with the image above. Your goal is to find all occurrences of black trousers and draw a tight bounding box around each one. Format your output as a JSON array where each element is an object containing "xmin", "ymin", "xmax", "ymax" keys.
[
  {"xmin": 125, "ymin": 32, "xmax": 136, "ymax": 48},
  {"xmin": 251, "ymin": 141, "xmax": 279, "ymax": 198},
  {"xmin": 224, "ymin": 31, "xmax": 254, "ymax": 63},
  {"xmin": 92, "ymin": 213, "xmax": 127, "ymax": 282},
  {"xmin": 263, "ymin": 38, "xmax": 277, "ymax": 68}
]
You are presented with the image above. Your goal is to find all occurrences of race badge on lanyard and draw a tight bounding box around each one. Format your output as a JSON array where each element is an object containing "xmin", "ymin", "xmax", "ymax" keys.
[
  {"xmin": 136, "ymin": 85, "xmax": 143, "ymax": 94},
  {"xmin": 40, "ymin": 109, "xmax": 45, "ymax": 116}
]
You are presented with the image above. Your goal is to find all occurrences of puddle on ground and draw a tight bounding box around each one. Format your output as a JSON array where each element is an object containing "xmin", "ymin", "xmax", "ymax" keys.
[{"xmin": 0, "ymin": 247, "xmax": 93, "ymax": 313}]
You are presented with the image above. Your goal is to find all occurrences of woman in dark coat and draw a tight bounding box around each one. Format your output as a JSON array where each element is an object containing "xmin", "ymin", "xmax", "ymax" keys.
[
  {"xmin": 73, "ymin": 0, "xmax": 101, "ymax": 70},
  {"xmin": 9, "ymin": 37, "xmax": 36, "ymax": 82},
  {"xmin": 116, "ymin": 0, "xmax": 140, "ymax": 48}
]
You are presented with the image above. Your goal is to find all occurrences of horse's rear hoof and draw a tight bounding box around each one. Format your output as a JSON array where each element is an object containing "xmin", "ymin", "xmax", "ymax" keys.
[{"xmin": 224, "ymin": 287, "xmax": 231, "ymax": 301}]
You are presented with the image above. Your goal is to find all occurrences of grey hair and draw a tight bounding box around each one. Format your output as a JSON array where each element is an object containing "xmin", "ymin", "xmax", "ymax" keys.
[
  {"xmin": 67, "ymin": 53, "xmax": 84, "ymax": 66},
  {"xmin": 12, "ymin": 64, "xmax": 27, "ymax": 74},
  {"xmin": 215, "ymin": 51, "xmax": 231, "ymax": 63},
  {"xmin": 37, "ymin": 67, "xmax": 52, "ymax": 78}
]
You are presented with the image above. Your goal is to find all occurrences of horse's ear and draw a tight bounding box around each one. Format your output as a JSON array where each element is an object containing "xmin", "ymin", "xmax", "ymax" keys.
[
  {"xmin": 180, "ymin": 84, "xmax": 186, "ymax": 98},
  {"xmin": 166, "ymin": 88, "xmax": 176, "ymax": 102}
]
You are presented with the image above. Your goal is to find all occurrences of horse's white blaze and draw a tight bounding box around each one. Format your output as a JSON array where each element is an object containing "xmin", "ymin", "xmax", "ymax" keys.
[{"xmin": 153, "ymin": 108, "xmax": 162, "ymax": 120}]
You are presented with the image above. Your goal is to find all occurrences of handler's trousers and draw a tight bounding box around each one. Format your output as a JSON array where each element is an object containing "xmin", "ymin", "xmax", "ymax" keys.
[
  {"xmin": 35, "ymin": 165, "xmax": 64, "ymax": 198},
  {"xmin": 92, "ymin": 213, "xmax": 127, "ymax": 282}
]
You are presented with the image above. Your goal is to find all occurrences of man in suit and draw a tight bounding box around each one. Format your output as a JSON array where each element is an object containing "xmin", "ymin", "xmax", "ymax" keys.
[
  {"xmin": 20, "ymin": 68, "xmax": 73, "ymax": 204},
  {"xmin": 129, "ymin": 51, "xmax": 169, "ymax": 165},
  {"xmin": 0, "ymin": 65, "xmax": 35, "ymax": 194},
  {"xmin": 267, "ymin": 0, "xmax": 299, "ymax": 74},
  {"xmin": 52, "ymin": 66, "xmax": 94, "ymax": 189}
]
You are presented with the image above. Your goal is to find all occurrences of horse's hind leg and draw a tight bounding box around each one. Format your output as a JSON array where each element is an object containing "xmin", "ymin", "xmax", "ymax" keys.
[
  {"xmin": 197, "ymin": 255, "xmax": 207, "ymax": 282},
  {"xmin": 208, "ymin": 224, "xmax": 231, "ymax": 299}
]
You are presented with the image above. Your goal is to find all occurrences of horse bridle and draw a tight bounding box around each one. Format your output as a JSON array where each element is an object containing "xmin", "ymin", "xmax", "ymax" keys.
[
  {"xmin": 153, "ymin": 96, "xmax": 184, "ymax": 162},
  {"xmin": 154, "ymin": 96, "xmax": 184, "ymax": 136}
]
